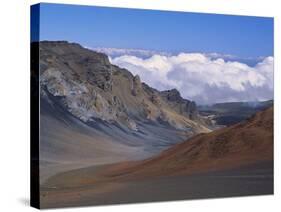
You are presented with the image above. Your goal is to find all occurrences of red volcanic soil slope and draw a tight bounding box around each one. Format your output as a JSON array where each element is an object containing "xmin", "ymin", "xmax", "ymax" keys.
[
  {"xmin": 101, "ymin": 106, "xmax": 273, "ymax": 180},
  {"xmin": 43, "ymin": 107, "xmax": 273, "ymax": 188},
  {"xmin": 41, "ymin": 107, "xmax": 273, "ymax": 208}
]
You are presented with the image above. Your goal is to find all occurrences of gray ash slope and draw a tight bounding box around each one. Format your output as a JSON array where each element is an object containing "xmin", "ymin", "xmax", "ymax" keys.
[{"xmin": 39, "ymin": 41, "xmax": 210, "ymax": 181}]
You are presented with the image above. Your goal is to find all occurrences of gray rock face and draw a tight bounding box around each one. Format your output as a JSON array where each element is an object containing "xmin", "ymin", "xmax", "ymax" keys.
[
  {"xmin": 160, "ymin": 89, "xmax": 199, "ymax": 120},
  {"xmin": 131, "ymin": 75, "xmax": 142, "ymax": 96},
  {"xmin": 39, "ymin": 41, "xmax": 209, "ymax": 133}
]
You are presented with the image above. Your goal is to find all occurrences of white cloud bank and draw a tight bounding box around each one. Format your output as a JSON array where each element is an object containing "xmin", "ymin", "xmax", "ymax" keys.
[{"xmin": 110, "ymin": 53, "xmax": 274, "ymax": 104}]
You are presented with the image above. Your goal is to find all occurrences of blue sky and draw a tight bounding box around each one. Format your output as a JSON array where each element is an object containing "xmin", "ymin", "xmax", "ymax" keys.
[
  {"xmin": 35, "ymin": 3, "xmax": 273, "ymax": 59},
  {"xmin": 32, "ymin": 3, "xmax": 274, "ymax": 104}
]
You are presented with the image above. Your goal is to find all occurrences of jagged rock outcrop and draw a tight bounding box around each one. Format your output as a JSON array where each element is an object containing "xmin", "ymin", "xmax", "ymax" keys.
[
  {"xmin": 131, "ymin": 75, "xmax": 142, "ymax": 96},
  {"xmin": 160, "ymin": 89, "xmax": 199, "ymax": 120}
]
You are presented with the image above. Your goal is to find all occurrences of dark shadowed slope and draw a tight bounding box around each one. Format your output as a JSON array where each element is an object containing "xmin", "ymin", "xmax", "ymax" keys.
[{"xmin": 39, "ymin": 96, "xmax": 149, "ymax": 183}]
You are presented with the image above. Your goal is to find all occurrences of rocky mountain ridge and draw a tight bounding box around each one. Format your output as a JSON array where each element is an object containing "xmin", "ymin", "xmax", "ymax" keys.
[{"xmin": 39, "ymin": 41, "xmax": 209, "ymax": 133}]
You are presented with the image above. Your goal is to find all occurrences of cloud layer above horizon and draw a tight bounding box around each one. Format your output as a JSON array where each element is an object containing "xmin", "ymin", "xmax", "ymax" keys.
[{"xmin": 109, "ymin": 52, "xmax": 273, "ymax": 105}]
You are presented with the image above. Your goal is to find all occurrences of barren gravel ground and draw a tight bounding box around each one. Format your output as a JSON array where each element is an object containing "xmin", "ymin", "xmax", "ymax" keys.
[{"xmin": 40, "ymin": 161, "xmax": 273, "ymax": 209}]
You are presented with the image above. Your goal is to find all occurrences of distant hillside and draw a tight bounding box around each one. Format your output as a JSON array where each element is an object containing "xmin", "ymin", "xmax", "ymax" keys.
[{"xmin": 198, "ymin": 100, "xmax": 273, "ymax": 127}]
